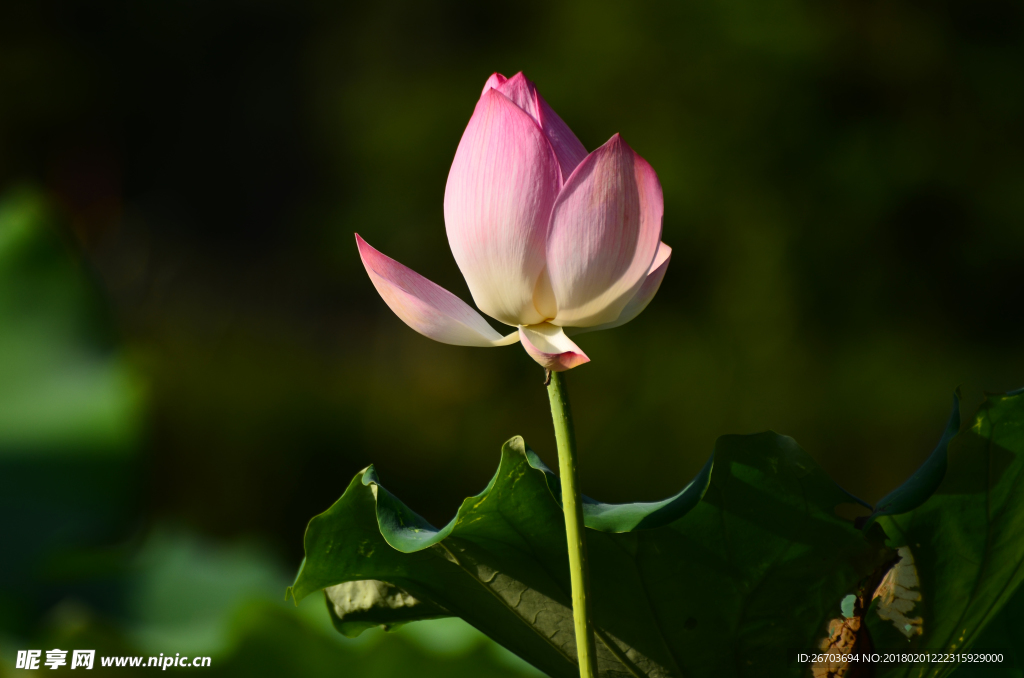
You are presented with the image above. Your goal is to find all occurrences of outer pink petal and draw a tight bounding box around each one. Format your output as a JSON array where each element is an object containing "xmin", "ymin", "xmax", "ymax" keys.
[
  {"xmin": 518, "ymin": 323, "xmax": 590, "ymax": 372},
  {"xmin": 569, "ymin": 242, "xmax": 671, "ymax": 336},
  {"xmin": 444, "ymin": 89, "xmax": 559, "ymax": 327},
  {"xmin": 481, "ymin": 72, "xmax": 588, "ymax": 180},
  {"xmin": 356, "ymin": 234, "xmax": 520, "ymax": 347},
  {"xmin": 546, "ymin": 134, "xmax": 664, "ymax": 328}
]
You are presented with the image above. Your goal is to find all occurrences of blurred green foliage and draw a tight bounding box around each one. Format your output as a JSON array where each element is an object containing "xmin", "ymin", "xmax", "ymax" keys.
[
  {"xmin": 0, "ymin": 0, "xmax": 1022, "ymax": 675},
  {"xmin": 0, "ymin": 189, "xmax": 143, "ymax": 646},
  {"xmin": 0, "ymin": 189, "xmax": 142, "ymax": 454},
  {"xmin": 0, "ymin": 191, "xmax": 542, "ymax": 675}
]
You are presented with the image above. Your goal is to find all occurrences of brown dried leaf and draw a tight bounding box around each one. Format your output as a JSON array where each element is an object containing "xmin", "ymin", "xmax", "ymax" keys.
[{"xmin": 813, "ymin": 615, "xmax": 862, "ymax": 678}]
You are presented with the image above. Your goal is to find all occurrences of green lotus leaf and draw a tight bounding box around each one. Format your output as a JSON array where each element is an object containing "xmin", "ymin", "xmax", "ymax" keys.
[
  {"xmin": 870, "ymin": 391, "xmax": 1024, "ymax": 678},
  {"xmin": 290, "ymin": 431, "xmax": 889, "ymax": 677}
]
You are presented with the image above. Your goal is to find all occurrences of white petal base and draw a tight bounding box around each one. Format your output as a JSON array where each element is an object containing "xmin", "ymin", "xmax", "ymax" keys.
[
  {"xmin": 518, "ymin": 323, "xmax": 590, "ymax": 372},
  {"xmin": 569, "ymin": 242, "xmax": 672, "ymax": 336}
]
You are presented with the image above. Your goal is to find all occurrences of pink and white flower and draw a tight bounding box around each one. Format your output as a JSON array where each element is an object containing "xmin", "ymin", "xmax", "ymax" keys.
[{"xmin": 356, "ymin": 72, "xmax": 670, "ymax": 372}]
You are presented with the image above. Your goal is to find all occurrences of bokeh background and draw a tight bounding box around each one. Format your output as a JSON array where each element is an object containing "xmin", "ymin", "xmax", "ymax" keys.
[{"xmin": 2, "ymin": 0, "xmax": 1023, "ymax": 675}]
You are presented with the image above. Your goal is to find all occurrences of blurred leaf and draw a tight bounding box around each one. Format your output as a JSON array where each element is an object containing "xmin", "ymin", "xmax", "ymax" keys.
[
  {"xmin": 125, "ymin": 528, "xmax": 288, "ymax": 656},
  {"xmin": 0, "ymin": 187, "xmax": 145, "ymax": 634},
  {"xmin": 0, "ymin": 187, "xmax": 143, "ymax": 456},
  {"xmin": 291, "ymin": 433, "xmax": 889, "ymax": 677},
  {"xmin": 871, "ymin": 391, "xmax": 1024, "ymax": 677}
]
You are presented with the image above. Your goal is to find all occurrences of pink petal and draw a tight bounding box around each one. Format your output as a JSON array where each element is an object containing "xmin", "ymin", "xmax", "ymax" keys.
[
  {"xmin": 570, "ymin": 242, "xmax": 671, "ymax": 336},
  {"xmin": 444, "ymin": 88, "xmax": 560, "ymax": 327},
  {"xmin": 518, "ymin": 323, "xmax": 590, "ymax": 372},
  {"xmin": 537, "ymin": 95, "xmax": 589, "ymax": 181},
  {"xmin": 481, "ymin": 72, "xmax": 507, "ymax": 94},
  {"xmin": 545, "ymin": 134, "xmax": 663, "ymax": 328},
  {"xmin": 481, "ymin": 72, "xmax": 588, "ymax": 181},
  {"xmin": 356, "ymin": 234, "xmax": 520, "ymax": 347},
  {"xmin": 482, "ymin": 72, "xmax": 538, "ymax": 119}
]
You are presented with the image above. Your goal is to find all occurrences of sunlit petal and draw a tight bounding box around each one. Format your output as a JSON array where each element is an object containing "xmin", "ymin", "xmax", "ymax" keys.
[
  {"xmin": 357, "ymin": 234, "xmax": 520, "ymax": 347},
  {"xmin": 569, "ymin": 242, "xmax": 671, "ymax": 336},
  {"xmin": 482, "ymin": 72, "xmax": 587, "ymax": 180},
  {"xmin": 444, "ymin": 89, "xmax": 559, "ymax": 326},
  {"xmin": 546, "ymin": 134, "xmax": 663, "ymax": 328}
]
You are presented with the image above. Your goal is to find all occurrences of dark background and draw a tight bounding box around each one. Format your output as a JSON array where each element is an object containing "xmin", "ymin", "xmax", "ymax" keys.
[{"xmin": 2, "ymin": 0, "xmax": 1022, "ymax": 674}]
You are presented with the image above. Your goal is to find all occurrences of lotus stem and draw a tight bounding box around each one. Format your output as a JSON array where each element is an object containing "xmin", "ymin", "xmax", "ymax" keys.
[{"xmin": 546, "ymin": 371, "xmax": 597, "ymax": 678}]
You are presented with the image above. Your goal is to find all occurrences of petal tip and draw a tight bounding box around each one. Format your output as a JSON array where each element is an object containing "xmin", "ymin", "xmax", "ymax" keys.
[
  {"xmin": 481, "ymin": 72, "xmax": 507, "ymax": 95},
  {"xmin": 550, "ymin": 351, "xmax": 590, "ymax": 372}
]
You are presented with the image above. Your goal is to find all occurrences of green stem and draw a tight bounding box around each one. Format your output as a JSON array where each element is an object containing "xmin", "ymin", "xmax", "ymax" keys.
[{"xmin": 546, "ymin": 370, "xmax": 597, "ymax": 678}]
